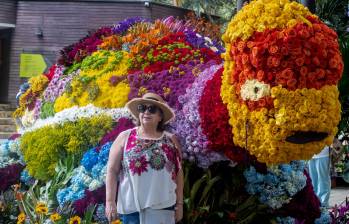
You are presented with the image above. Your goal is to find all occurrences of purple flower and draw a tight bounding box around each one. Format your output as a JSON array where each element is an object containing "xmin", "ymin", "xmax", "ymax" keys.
[
  {"xmin": 0, "ymin": 163, "xmax": 25, "ymax": 191},
  {"xmin": 172, "ymin": 63, "xmax": 225, "ymax": 168},
  {"xmin": 73, "ymin": 185, "xmax": 106, "ymax": 216},
  {"xmin": 128, "ymin": 60, "xmax": 218, "ymax": 111},
  {"xmin": 113, "ymin": 17, "xmax": 150, "ymax": 34},
  {"xmin": 97, "ymin": 117, "xmax": 134, "ymax": 151},
  {"xmin": 42, "ymin": 65, "xmax": 75, "ymax": 103},
  {"xmin": 184, "ymin": 30, "xmax": 224, "ymax": 54}
]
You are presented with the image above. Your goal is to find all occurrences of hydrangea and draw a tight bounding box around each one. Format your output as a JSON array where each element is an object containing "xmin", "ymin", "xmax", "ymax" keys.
[
  {"xmin": 20, "ymin": 170, "xmax": 35, "ymax": 186},
  {"xmin": 0, "ymin": 139, "xmax": 23, "ymax": 168},
  {"xmin": 94, "ymin": 204, "xmax": 108, "ymax": 223},
  {"xmin": 81, "ymin": 148, "xmax": 99, "ymax": 172},
  {"xmin": 56, "ymin": 141, "xmax": 113, "ymax": 205},
  {"xmin": 244, "ymin": 161, "xmax": 307, "ymax": 209}
]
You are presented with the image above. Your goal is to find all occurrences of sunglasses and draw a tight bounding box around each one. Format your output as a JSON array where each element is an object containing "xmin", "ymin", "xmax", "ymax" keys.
[{"xmin": 137, "ymin": 104, "xmax": 159, "ymax": 114}]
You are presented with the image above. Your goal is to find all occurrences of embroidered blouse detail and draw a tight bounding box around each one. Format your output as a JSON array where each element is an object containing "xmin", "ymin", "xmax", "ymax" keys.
[
  {"xmin": 123, "ymin": 128, "xmax": 180, "ymax": 179},
  {"xmin": 117, "ymin": 128, "xmax": 181, "ymax": 214}
]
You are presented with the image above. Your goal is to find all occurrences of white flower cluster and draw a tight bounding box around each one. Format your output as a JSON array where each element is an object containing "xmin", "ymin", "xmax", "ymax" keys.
[
  {"xmin": 0, "ymin": 139, "xmax": 23, "ymax": 168},
  {"xmin": 240, "ymin": 79, "xmax": 271, "ymax": 101},
  {"xmin": 21, "ymin": 109, "xmax": 36, "ymax": 128},
  {"xmin": 19, "ymin": 104, "xmax": 132, "ymax": 134},
  {"xmin": 73, "ymin": 166, "xmax": 106, "ymax": 191}
]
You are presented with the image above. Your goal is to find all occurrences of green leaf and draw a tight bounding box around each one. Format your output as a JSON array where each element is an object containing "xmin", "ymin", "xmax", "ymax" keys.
[
  {"xmin": 190, "ymin": 175, "xmax": 207, "ymax": 208},
  {"xmin": 82, "ymin": 205, "xmax": 96, "ymax": 224},
  {"xmin": 198, "ymin": 175, "xmax": 221, "ymax": 205}
]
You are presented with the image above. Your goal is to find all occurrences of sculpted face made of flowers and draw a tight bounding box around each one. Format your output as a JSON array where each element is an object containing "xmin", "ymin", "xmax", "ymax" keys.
[{"xmin": 221, "ymin": 0, "xmax": 343, "ymax": 165}]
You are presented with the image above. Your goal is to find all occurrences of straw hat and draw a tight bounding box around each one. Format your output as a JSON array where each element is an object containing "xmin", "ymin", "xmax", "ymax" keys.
[{"xmin": 126, "ymin": 93, "xmax": 175, "ymax": 124}]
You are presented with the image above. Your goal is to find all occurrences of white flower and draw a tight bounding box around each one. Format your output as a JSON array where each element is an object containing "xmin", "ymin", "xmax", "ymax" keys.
[
  {"xmin": 21, "ymin": 109, "xmax": 36, "ymax": 127},
  {"xmin": 89, "ymin": 179, "xmax": 102, "ymax": 191},
  {"xmin": 19, "ymin": 104, "xmax": 132, "ymax": 134},
  {"xmin": 204, "ymin": 36, "xmax": 213, "ymax": 44},
  {"xmin": 240, "ymin": 79, "xmax": 271, "ymax": 101}
]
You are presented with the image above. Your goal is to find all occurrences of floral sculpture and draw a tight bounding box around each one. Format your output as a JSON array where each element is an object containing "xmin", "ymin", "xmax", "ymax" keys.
[
  {"xmin": 222, "ymin": 0, "xmax": 343, "ymax": 164},
  {"xmin": 1, "ymin": 0, "xmax": 344, "ymax": 223}
]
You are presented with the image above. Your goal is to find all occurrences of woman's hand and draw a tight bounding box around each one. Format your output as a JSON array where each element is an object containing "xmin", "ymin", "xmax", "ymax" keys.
[
  {"xmin": 175, "ymin": 203, "xmax": 183, "ymax": 223},
  {"xmin": 105, "ymin": 201, "xmax": 118, "ymax": 223}
]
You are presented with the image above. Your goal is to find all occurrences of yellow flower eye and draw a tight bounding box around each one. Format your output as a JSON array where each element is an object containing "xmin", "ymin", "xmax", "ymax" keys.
[{"xmin": 240, "ymin": 79, "xmax": 271, "ymax": 101}]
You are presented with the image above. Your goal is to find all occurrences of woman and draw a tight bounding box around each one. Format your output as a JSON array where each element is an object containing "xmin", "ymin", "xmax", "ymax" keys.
[{"xmin": 106, "ymin": 92, "xmax": 184, "ymax": 224}]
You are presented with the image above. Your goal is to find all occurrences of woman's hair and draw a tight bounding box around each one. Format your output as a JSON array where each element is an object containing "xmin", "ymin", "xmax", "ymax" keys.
[{"xmin": 135, "ymin": 107, "xmax": 166, "ymax": 131}]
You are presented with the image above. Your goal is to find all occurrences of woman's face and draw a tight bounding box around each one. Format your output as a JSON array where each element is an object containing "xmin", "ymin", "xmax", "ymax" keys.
[{"xmin": 137, "ymin": 104, "xmax": 163, "ymax": 127}]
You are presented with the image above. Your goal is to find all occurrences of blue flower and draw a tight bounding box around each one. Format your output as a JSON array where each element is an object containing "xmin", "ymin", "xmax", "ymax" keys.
[
  {"xmin": 81, "ymin": 147, "xmax": 99, "ymax": 171},
  {"xmin": 20, "ymin": 170, "xmax": 35, "ymax": 186},
  {"xmin": 315, "ymin": 208, "xmax": 331, "ymax": 224},
  {"xmin": 98, "ymin": 142, "xmax": 112, "ymax": 165},
  {"xmin": 243, "ymin": 161, "xmax": 307, "ymax": 209},
  {"xmin": 94, "ymin": 204, "xmax": 108, "ymax": 223},
  {"xmin": 57, "ymin": 188, "xmax": 70, "ymax": 205},
  {"xmin": 276, "ymin": 216, "xmax": 295, "ymax": 224}
]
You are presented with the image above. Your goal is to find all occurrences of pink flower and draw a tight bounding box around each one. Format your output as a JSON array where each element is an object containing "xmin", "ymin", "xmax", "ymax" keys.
[{"xmin": 129, "ymin": 155, "xmax": 148, "ymax": 176}]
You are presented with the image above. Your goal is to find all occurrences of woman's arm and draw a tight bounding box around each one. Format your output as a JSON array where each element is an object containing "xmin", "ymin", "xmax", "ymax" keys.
[
  {"xmin": 170, "ymin": 134, "xmax": 184, "ymax": 222},
  {"xmin": 105, "ymin": 131, "xmax": 126, "ymax": 222}
]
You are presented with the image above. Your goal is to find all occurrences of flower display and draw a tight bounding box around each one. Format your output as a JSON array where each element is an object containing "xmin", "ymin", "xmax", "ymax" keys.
[
  {"xmin": 221, "ymin": 0, "xmax": 343, "ymax": 164},
  {"xmin": 275, "ymin": 171, "xmax": 321, "ymax": 223},
  {"xmin": 129, "ymin": 32, "xmax": 220, "ymax": 74},
  {"xmin": 113, "ymin": 17, "xmax": 150, "ymax": 35},
  {"xmin": 50, "ymin": 212, "xmax": 62, "ymax": 222},
  {"xmin": 20, "ymin": 169, "xmax": 35, "ymax": 186},
  {"xmin": 35, "ymin": 202, "xmax": 49, "ymax": 215},
  {"xmin": 244, "ymin": 161, "xmax": 307, "ymax": 209},
  {"xmin": 0, "ymin": 163, "xmax": 24, "ymax": 191},
  {"xmin": 93, "ymin": 204, "xmax": 108, "ymax": 223},
  {"xmin": 96, "ymin": 117, "xmax": 134, "ymax": 151},
  {"xmin": 0, "ymin": 139, "xmax": 22, "ymax": 168},
  {"xmin": 68, "ymin": 215, "xmax": 81, "ymax": 224},
  {"xmin": 2, "ymin": 8, "xmax": 343, "ymax": 222},
  {"xmin": 54, "ymin": 50, "xmax": 131, "ymax": 111},
  {"xmin": 172, "ymin": 63, "xmax": 226, "ymax": 167},
  {"xmin": 13, "ymin": 75, "xmax": 49, "ymax": 118},
  {"xmin": 73, "ymin": 186, "xmax": 106, "ymax": 216},
  {"xmin": 58, "ymin": 27, "xmax": 113, "ymax": 66},
  {"xmin": 19, "ymin": 104, "xmax": 131, "ymax": 134},
  {"xmin": 20, "ymin": 115, "xmax": 113, "ymax": 180},
  {"xmin": 57, "ymin": 142, "xmax": 112, "ymax": 205},
  {"xmin": 17, "ymin": 212, "xmax": 25, "ymax": 223},
  {"xmin": 42, "ymin": 65, "xmax": 72, "ymax": 103},
  {"xmin": 199, "ymin": 67, "xmax": 247, "ymax": 163}
]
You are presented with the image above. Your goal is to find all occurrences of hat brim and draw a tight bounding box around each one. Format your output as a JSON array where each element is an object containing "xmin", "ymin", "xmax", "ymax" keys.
[{"xmin": 126, "ymin": 98, "xmax": 175, "ymax": 124}]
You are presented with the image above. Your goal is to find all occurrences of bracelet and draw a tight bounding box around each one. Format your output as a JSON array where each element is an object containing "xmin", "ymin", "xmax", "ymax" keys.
[{"xmin": 176, "ymin": 202, "xmax": 183, "ymax": 205}]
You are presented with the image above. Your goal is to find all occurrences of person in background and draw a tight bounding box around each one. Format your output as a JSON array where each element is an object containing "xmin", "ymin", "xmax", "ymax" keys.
[
  {"xmin": 105, "ymin": 92, "xmax": 183, "ymax": 224},
  {"xmin": 308, "ymin": 145, "xmax": 331, "ymax": 207}
]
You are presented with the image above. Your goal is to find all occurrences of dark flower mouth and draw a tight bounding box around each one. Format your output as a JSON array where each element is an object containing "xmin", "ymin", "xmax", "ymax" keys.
[{"xmin": 286, "ymin": 131, "xmax": 328, "ymax": 144}]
